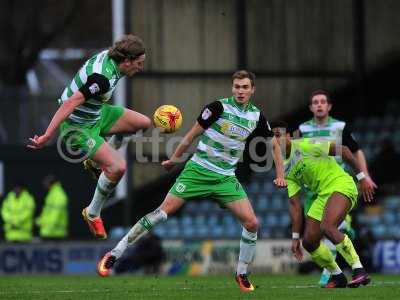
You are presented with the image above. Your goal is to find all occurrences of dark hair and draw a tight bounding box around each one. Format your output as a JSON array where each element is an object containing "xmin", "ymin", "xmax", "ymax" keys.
[
  {"xmin": 270, "ymin": 120, "xmax": 289, "ymax": 130},
  {"xmin": 108, "ymin": 34, "xmax": 145, "ymax": 63},
  {"xmin": 309, "ymin": 89, "xmax": 331, "ymax": 104},
  {"xmin": 232, "ymin": 70, "xmax": 256, "ymax": 86}
]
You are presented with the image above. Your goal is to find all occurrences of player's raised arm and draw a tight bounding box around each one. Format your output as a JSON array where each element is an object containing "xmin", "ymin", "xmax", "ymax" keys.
[
  {"xmin": 162, "ymin": 122, "xmax": 205, "ymax": 170},
  {"xmin": 289, "ymin": 192, "xmax": 303, "ymax": 261},
  {"xmin": 329, "ymin": 143, "xmax": 375, "ymax": 202},
  {"xmin": 27, "ymin": 91, "xmax": 86, "ymax": 149},
  {"xmin": 28, "ymin": 72, "xmax": 111, "ymax": 149}
]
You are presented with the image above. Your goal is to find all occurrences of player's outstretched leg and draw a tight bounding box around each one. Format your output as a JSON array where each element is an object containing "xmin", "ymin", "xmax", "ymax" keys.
[
  {"xmin": 226, "ymin": 199, "xmax": 258, "ymax": 292},
  {"xmin": 97, "ymin": 194, "xmax": 184, "ymax": 276},
  {"xmin": 302, "ymin": 217, "xmax": 347, "ymax": 288},
  {"xmin": 318, "ymin": 218, "xmax": 349, "ymax": 286},
  {"xmin": 84, "ymin": 143, "xmax": 126, "ymax": 239},
  {"xmin": 322, "ymin": 193, "xmax": 371, "ymax": 288}
]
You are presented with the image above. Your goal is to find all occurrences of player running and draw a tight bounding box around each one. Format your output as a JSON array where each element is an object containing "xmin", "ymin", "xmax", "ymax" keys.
[
  {"xmin": 298, "ymin": 89, "xmax": 377, "ymax": 286},
  {"xmin": 271, "ymin": 121, "xmax": 375, "ymax": 288},
  {"xmin": 97, "ymin": 70, "xmax": 287, "ymax": 292},
  {"xmin": 28, "ymin": 35, "xmax": 151, "ymax": 239}
]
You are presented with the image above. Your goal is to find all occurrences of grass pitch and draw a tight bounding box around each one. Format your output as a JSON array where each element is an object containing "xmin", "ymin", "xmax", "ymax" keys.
[{"xmin": 0, "ymin": 274, "xmax": 399, "ymax": 300}]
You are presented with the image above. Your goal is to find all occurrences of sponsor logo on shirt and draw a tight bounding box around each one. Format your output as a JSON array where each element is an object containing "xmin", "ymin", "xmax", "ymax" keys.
[
  {"xmin": 220, "ymin": 121, "xmax": 250, "ymax": 140},
  {"xmin": 88, "ymin": 83, "xmax": 100, "ymax": 94}
]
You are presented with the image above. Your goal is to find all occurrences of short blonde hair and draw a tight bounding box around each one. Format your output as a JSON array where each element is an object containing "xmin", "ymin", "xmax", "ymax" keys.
[{"xmin": 108, "ymin": 34, "xmax": 145, "ymax": 63}]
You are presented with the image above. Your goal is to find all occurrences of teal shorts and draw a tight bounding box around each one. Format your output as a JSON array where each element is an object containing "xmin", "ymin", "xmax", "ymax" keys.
[
  {"xmin": 307, "ymin": 175, "xmax": 358, "ymax": 221},
  {"xmin": 169, "ymin": 160, "xmax": 248, "ymax": 206},
  {"xmin": 59, "ymin": 104, "xmax": 124, "ymax": 158}
]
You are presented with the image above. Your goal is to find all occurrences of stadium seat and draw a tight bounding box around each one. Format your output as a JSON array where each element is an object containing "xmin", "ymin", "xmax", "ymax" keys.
[
  {"xmin": 109, "ymin": 226, "xmax": 126, "ymax": 240},
  {"xmin": 247, "ymin": 182, "xmax": 260, "ymax": 194},
  {"xmin": 371, "ymin": 224, "xmax": 387, "ymax": 239},
  {"xmin": 182, "ymin": 225, "xmax": 195, "ymax": 239},
  {"xmin": 263, "ymin": 214, "xmax": 279, "ymax": 227},
  {"xmin": 184, "ymin": 202, "xmax": 197, "ymax": 213},
  {"xmin": 153, "ymin": 225, "xmax": 166, "ymax": 237},
  {"xmin": 280, "ymin": 214, "xmax": 291, "ymax": 227},
  {"xmin": 210, "ymin": 226, "xmax": 224, "ymax": 238},
  {"xmin": 383, "ymin": 211, "xmax": 396, "ymax": 225},
  {"xmin": 384, "ymin": 196, "xmax": 400, "ymax": 209},
  {"xmin": 271, "ymin": 197, "xmax": 283, "ymax": 210},
  {"xmin": 194, "ymin": 214, "xmax": 206, "ymax": 226},
  {"xmin": 224, "ymin": 223, "xmax": 241, "ymax": 238},
  {"xmin": 196, "ymin": 225, "xmax": 210, "ymax": 238},
  {"xmin": 208, "ymin": 215, "xmax": 219, "ymax": 226},
  {"xmin": 256, "ymin": 196, "xmax": 269, "ymax": 211},
  {"xmin": 181, "ymin": 215, "xmax": 193, "ymax": 227}
]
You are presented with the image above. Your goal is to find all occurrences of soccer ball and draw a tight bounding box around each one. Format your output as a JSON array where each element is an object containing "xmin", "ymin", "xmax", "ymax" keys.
[{"xmin": 153, "ymin": 105, "xmax": 183, "ymax": 133}]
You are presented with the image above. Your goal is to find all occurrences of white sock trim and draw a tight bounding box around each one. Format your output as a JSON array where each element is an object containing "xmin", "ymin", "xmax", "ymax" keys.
[
  {"xmin": 352, "ymin": 260, "xmax": 363, "ymax": 269},
  {"xmin": 331, "ymin": 266, "xmax": 342, "ymax": 276},
  {"xmin": 242, "ymin": 227, "xmax": 257, "ymax": 241},
  {"xmin": 237, "ymin": 261, "xmax": 248, "ymax": 275}
]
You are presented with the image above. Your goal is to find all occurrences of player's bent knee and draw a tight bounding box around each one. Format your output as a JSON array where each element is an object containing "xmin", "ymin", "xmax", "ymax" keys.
[
  {"xmin": 109, "ymin": 159, "xmax": 126, "ymax": 178},
  {"xmin": 320, "ymin": 223, "xmax": 336, "ymax": 240},
  {"xmin": 244, "ymin": 217, "xmax": 259, "ymax": 232},
  {"xmin": 302, "ymin": 239, "xmax": 317, "ymax": 253}
]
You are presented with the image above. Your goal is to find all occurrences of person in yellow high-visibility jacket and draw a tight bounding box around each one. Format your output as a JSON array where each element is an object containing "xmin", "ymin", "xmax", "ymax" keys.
[
  {"xmin": 36, "ymin": 175, "xmax": 68, "ymax": 239},
  {"xmin": 1, "ymin": 184, "xmax": 35, "ymax": 242}
]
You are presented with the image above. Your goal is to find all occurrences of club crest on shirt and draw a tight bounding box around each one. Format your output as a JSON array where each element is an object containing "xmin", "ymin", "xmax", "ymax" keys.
[
  {"xmin": 202, "ymin": 108, "xmax": 212, "ymax": 120},
  {"xmin": 88, "ymin": 83, "xmax": 100, "ymax": 94}
]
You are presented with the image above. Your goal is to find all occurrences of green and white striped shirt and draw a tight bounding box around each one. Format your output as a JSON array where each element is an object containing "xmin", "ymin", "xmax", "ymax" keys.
[
  {"xmin": 192, "ymin": 97, "xmax": 272, "ymax": 176},
  {"xmin": 299, "ymin": 117, "xmax": 345, "ymax": 141},
  {"xmin": 299, "ymin": 117, "xmax": 360, "ymax": 167},
  {"xmin": 58, "ymin": 50, "xmax": 122, "ymax": 125}
]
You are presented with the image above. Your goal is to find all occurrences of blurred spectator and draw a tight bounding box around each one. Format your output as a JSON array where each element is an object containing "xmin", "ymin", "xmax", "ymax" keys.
[
  {"xmin": 36, "ymin": 175, "xmax": 68, "ymax": 240},
  {"xmin": 114, "ymin": 233, "xmax": 165, "ymax": 274},
  {"xmin": 1, "ymin": 183, "xmax": 35, "ymax": 242}
]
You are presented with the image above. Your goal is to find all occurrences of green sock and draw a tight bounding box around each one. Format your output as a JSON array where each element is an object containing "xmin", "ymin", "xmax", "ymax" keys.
[
  {"xmin": 336, "ymin": 234, "xmax": 362, "ymax": 268},
  {"xmin": 310, "ymin": 242, "xmax": 342, "ymax": 273}
]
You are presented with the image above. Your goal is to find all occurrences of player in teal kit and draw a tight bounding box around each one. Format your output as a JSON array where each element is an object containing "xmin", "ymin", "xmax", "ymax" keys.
[
  {"xmin": 271, "ymin": 121, "xmax": 375, "ymax": 288},
  {"xmin": 298, "ymin": 89, "xmax": 377, "ymax": 285},
  {"xmin": 28, "ymin": 35, "xmax": 151, "ymax": 239},
  {"xmin": 97, "ymin": 70, "xmax": 287, "ymax": 292}
]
